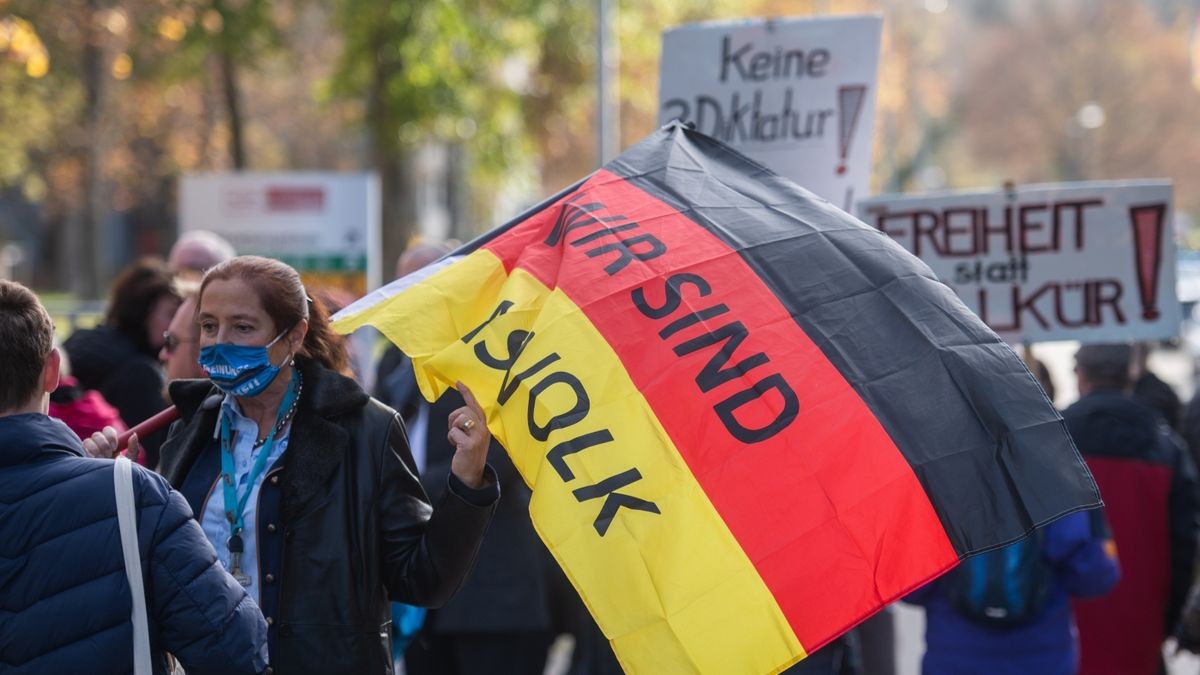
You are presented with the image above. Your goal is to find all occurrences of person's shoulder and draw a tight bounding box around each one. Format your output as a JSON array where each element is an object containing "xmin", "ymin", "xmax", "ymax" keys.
[
  {"xmin": 1042, "ymin": 509, "xmax": 1091, "ymax": 539},
  {"xmin": 35, "ymin": 453, "xmax": 112, "ymax": 485},
  {"xmin": 26, "ymin": 455, "xmax": 169, "ymax": 511},
  {"xmin": 118, "ymin": 353, "xmax": 166, "ymax": 380},
  {"xmin": 68, "ymin": 456, "xmax": 174, "ymax": 506},
  {"xmin": 61, "ymin": 324, "xmax": 103, "ymax": 348},
  {"xmin": 127, "ymin": 460, "xmax": 173, "ymax": 501},
  {"xmin": 168, "ymin": 379, "xmax": 220, "ymax": 418},
  {"xmin": 61, "ymin": 327, "xmax": 116, "ymax": 382},
  {"xmin": 63, "ymin": 325, "xmax": 132, "ymax": 358},
  {"xmin": 1063, "ymin": 392, "xmax": 1165, "ymax": 457},
  {"xmin": 302, "ymin": 360, "xmax": 371, "ymax": 418},
  {"xmin": 1064, "ymin": 391, "xmax": 1156, "ymax": 422},
  {"xmin": 364, "ymin": 395, "xmax": 401, "ymax": 423},
  {"xmin": 1152, "ymin": 423, "xmax": 1190, "ymax": 465},
  {"xmin": 1061, "ymin": 395, "xmax": 1094, "ymax": 420},
  {"xmin": 1135, "ymin": 372, "xmax": 1181, "ymax": 403},
  {"xmin": 336, "ymin": 395, "xmax": 401, "ymax": 443}
]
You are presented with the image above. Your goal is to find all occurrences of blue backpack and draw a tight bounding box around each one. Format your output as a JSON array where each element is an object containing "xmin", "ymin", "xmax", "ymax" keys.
[{"xmin": 942, "ymin": 531, "xmax": 1052, "ymax": 628}]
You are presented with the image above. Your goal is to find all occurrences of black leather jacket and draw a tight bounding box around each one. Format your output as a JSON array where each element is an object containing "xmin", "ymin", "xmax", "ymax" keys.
[{"xmin": 160, "ymin": 359, "xmax": 497, "ymax": 674}]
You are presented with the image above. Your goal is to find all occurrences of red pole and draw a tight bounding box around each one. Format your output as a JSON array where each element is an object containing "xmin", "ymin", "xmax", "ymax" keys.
[{"xmin": 116, "ymin": 405, "xmax": 181, "ymax": 453}]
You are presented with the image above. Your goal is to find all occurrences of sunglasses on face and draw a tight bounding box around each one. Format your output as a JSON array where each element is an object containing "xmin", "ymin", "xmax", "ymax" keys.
[{"xmin": 162, "ymin": 331, "xmax": 196, "ymax": 354}]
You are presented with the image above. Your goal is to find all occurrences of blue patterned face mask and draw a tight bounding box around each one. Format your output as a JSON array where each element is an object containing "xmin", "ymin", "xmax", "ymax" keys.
[{"xmin": 198, "ymin": 329, "xmax": 291, "ymax": 397}]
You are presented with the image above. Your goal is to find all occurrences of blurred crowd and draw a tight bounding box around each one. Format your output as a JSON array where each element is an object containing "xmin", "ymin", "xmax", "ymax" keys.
[
  {"xmin": 7, "ymin": 227, "xmax": 1200, "ymax": 675},
  {"xmin": 1, "ymin": 231, "xmax": 628, "ymax": 675}
]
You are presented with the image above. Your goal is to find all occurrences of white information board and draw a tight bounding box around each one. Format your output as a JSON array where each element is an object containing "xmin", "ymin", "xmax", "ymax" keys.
[
  {"xmin": 179, "ymin": 172, "xmax": 381, "ymax": 294},
  {"xmin": 858, "ymin": 181, "xmax": 1180, "ymax": 344},
  {"xmin": 658, "ymin": 15, "xmax": 882, "ymax": 211}
]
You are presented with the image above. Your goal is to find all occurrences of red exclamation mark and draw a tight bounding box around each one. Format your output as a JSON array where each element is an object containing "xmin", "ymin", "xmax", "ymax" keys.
[
  {"xmin": 1130, "ymin": 203, "xmax": 1167, "ymax": 320},
  {"xmin": 836, "ymin": 85, "xmax": 867, "ymax": 176}
]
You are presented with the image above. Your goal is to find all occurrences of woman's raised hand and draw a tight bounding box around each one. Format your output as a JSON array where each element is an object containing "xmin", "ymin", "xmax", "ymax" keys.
[{"xmin": 447, "ymin": 381, "xmax": 491, "ymax": 489}]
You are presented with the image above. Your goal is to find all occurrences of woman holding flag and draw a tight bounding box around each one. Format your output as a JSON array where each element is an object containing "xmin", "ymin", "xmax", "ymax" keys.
[{"xmin": 88, "ymin": 255, "xmax": 499, "ymax": 674}]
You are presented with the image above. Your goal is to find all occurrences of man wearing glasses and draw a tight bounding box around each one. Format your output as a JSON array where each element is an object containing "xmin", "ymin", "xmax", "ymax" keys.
[{"xmin": 159, "ymin": 279, "xmax": 205, "ymax": 382}]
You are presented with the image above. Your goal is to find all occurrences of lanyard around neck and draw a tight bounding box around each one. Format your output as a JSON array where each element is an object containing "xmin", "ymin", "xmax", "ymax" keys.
[{"xmin": 219, "ymin": 369, "xmax": 298, "ymax": 536}]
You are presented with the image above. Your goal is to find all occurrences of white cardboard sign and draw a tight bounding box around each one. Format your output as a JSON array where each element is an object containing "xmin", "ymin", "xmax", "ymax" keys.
[
  {"xmin": 179, "ymin": 172, "xmax": 382, "ymax": 292},
  {"xmin": 858, "ymin": 181, "xmax": 1179, "ymax": 344},
  {"xmin": 658, "ymin": 15, "xmax": 882, "ymax": 212}
]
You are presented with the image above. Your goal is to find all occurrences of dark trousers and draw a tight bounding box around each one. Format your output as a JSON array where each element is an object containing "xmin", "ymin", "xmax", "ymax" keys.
[{"xmin": 405, "ymin": 632, "xmax": 554, "ymax": 675}]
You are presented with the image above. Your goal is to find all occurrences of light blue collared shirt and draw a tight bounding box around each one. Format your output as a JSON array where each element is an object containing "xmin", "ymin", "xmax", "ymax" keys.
[{"xmin": 200, "ymin": 395, "xmax": 290, "ymax": 606}]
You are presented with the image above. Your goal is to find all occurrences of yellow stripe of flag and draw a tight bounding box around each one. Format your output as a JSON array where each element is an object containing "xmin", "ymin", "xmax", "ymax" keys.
[{"xmin": 335, "ymin": 250, "xmax": 805, "ymax": 674}]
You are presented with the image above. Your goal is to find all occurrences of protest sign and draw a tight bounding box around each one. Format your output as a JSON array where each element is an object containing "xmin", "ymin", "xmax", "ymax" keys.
[
  {"xmin": 179, "ymin": 173, "xmax": 381, "ymax": 295},
  {"xmin": 657, "ymin": 14, "xmax": 881, "ymax": 211},
  {"xmin": 858, "ymin": 181, "xmax": 1179, "ymax": 343}
]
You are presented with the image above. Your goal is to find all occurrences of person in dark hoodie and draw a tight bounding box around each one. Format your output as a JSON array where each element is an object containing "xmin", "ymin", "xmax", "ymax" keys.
[
  {"xmin": 63, "ymin": 257, "xmax": 180, "ymax": 467},
  {"xmin": 0, "ymin": 279, "xmax": 267, "ymax": 674},
  {"xmin": 1065, "ymin": 343, "xmax": 1200, "ymax": 675}
]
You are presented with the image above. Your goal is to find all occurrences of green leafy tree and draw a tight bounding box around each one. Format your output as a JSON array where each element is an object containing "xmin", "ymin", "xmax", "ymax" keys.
[
  {"xmin": 330, "ymin": 0, "xmax": 593, "ymax": 263},
  {"xmin": 134, "ymin": 0, "xmax": 282, "ymax": 170}
]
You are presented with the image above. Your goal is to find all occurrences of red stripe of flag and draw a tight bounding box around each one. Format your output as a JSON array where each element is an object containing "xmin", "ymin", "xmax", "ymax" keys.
[{"xmin": 484, "ymin": 170, "xmax": 958, "ymax": 648}]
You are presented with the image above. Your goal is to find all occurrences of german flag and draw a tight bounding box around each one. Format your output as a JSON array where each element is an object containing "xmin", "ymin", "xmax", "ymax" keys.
[{"xmin": 333, "ymin": 122, "xmax": 1101, "ymax": 674}]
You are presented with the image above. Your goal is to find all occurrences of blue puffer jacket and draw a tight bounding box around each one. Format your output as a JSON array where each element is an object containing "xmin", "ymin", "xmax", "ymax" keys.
[{"xmin": 0, "ymin": 413, "xmax": 268, "ymax": 674}]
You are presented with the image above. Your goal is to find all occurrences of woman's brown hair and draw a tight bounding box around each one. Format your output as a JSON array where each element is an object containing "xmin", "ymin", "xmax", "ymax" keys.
[
  {"xmin": 106, "ymin": 257, "xmax": 181, "ymax": 352},
  {"xmin": 198, "ymin": 256, "xmax": 349, "ymax": 374}
]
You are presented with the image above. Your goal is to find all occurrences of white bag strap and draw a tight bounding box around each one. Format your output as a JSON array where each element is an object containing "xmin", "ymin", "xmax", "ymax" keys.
[{"xmin": 114, "ymin": 456, "xmax": 153, "ymax": 675}]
